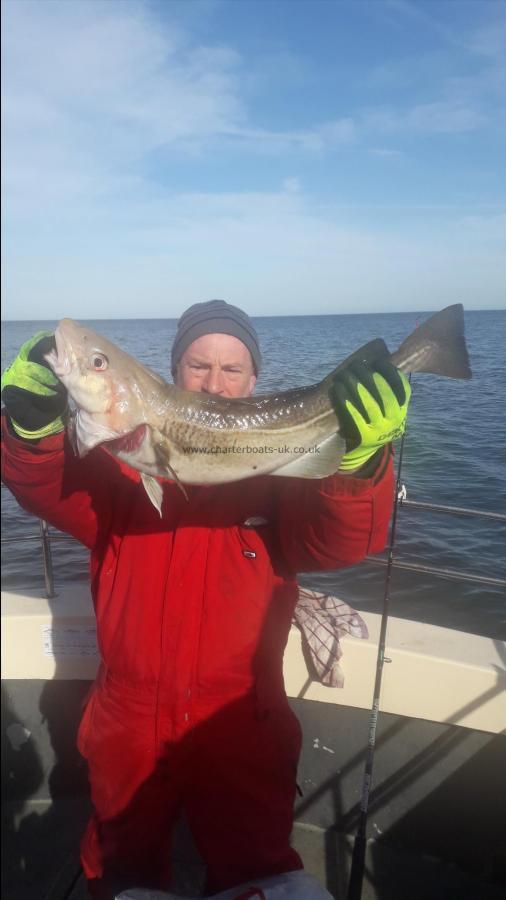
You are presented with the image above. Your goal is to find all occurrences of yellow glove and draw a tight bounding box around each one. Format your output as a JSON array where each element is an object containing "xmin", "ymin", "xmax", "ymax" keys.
[
  {"xmin": 330, "ymin": 359, "xmax": 411, "ymax": 472},
  {"xmin": 1, "ymin": 332, "xmax": 67, "ymax": 439}
]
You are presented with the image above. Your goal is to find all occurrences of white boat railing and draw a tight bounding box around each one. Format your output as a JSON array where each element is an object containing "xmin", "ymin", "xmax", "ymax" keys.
[
  {"xmin": 364, "ymin": 495, "xmax": 506, "ymax": 588},
  {"xmin": 1, "ymin": 497, "xmax": 506, "ymax": 599}
]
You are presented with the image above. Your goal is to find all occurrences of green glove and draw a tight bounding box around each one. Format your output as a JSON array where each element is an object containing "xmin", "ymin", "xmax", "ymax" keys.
[
  {"xmin": 1, "ymin": 332, "xmax": 68, "ymax": 440},
  {"xmin": 330, "ymin": 359, "xmax": 411, "ymax": 473}
]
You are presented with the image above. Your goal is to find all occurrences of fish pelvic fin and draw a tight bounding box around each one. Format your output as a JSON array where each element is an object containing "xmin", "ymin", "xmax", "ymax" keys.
[
  {"xmin": 141, "ymin": 473, "xmax": 164, "ymax": 517},
  {"xmin": 389, "ymin": 304, "xmax": 472, "ymax": 379}
]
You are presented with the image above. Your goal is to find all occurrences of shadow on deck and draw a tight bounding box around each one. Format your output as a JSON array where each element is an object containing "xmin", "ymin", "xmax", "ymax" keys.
[
  {"xmin": 2, "ymin": 683, "xmax": 506, "ymax": 900},
  {"xmin": 3, "ymin": 809, "xmax": 505, "ymax": 900}
]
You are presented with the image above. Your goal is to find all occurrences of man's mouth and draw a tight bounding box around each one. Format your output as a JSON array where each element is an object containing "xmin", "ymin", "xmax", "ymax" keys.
[{"xmin": 106, "ymin": 424, "xmax": 146, "ymax": 454}]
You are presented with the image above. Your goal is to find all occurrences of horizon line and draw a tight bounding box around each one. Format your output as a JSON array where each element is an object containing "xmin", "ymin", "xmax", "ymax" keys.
[{"xmin": 2, "ymin": 306, "xmax": 505, "ymax": 324}]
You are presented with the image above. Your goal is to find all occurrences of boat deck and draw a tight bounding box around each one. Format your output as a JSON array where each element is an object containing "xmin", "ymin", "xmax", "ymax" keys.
[{"xmin": 3, "ymin": 799, "xmax": 505, "ymax": 900}]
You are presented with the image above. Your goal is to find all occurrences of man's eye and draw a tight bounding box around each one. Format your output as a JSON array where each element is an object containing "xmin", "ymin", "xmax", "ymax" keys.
[{"xmin": 89, "ymin": 353, "xmax": 108, "ymax": 371}]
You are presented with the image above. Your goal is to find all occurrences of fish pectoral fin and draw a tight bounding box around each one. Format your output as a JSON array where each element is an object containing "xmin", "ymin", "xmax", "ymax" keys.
[
  {"xmin": 141, "ymin": 473, "xmax": 164, "ymax": 517},
  {"xmin": 271, "ymin": 433, "xmax": 346, "ymax": 479}
]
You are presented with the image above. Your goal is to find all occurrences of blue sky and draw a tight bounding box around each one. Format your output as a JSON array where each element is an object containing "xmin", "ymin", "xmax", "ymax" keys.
[{"xmin": 1, "ymin": 0, "xmax": 505, "ymax": 320}]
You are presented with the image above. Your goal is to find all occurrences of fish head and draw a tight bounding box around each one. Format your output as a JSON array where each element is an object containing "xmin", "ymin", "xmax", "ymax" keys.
[{"xmin": 45, "ymin": 319, "xmax": 158, "ymax": 456}]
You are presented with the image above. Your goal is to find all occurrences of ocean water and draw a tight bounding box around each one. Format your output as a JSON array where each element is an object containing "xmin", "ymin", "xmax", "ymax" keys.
[{"xmin": 1, "ymin": 310, "xmax": 505, "ymax": 640}]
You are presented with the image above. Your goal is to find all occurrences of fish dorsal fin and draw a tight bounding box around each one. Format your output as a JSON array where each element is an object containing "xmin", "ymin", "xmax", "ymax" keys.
[
  {"xmin": 271, "ymin": 433, "xmax": 346, "ymax": 479},
  {"xmin": 141, "ymin": 473, "xmax": 164, "ymax": 517}
]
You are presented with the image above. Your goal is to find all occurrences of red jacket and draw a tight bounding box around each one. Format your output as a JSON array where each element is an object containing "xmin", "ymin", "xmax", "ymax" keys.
[{"xmin": 2, "ymin": 415, "xmax": 393, "ymax": 732}]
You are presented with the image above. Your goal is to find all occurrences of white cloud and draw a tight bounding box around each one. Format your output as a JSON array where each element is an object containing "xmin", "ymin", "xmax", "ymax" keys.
[
  {"xmin": 2, "ymin": 0, "xmax": 247, "ymax": 219},
  {"xmin": 216, "ymin": 117, "xmax": 355, "ymax": 156},
  {"xmin": 1, "ymin": 0, "xmax": 498, "ymax": 225},
  {"xmin": 1, "ymin": 0, "xmax": 504, "ymax": 319},
  {"xmin": 458, "ymin": 212, "xmax": 506, "ymax": 242},
  {"xmin": 384, "ymin": 0, "xmax": 473, "ymax": 52},
  {"xmin": 281, "ymin": 178, "xmax": 301, "ymax": 194},
  {"xmin": 407, "ymin": 100, "xmax": 487, "ymax": 133},
  {"xmin": 364, "ymin": 2, "xmax": 506, "ymax": 138},
  {"xmin": 362, "ymin": 99, "xmax": 488, "ymax": 135},
  {"xmin": 368, "ymin": 148, "xmax": 404, "ymax": 159},
  {"xmin": 469, "ymin": 18, "xmax": 506, "ymax": 58},
  {"xmin": 3, "ymin": 184, "xmax": 505, "ymax": 319},
  {"xmin": 1, "ymin": 0, "xmax": 356, "ymax": 215}
]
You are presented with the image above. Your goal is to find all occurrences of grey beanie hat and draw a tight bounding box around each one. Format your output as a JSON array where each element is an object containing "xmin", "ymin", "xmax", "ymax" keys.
[{"xmin": 171, "ymin": 299, "xmax": 261, "ymax": 375}]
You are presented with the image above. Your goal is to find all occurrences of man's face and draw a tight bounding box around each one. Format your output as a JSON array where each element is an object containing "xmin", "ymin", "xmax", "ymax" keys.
[{"xmin": 175, "ymin": 333, "xmax": 257, "ymax": 398}]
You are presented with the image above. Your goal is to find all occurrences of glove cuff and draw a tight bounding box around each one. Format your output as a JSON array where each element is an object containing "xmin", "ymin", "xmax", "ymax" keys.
[
  {"xmin": 338, "ymin": 447, "xmax": 378, "ymax": 473},
  {"xmin": 339, "ymin": 418, "xmax": 406, "ymax": 472},
  {"xmin": 10, "ymin": 414, "xmax": 66, "ymax": 441}
]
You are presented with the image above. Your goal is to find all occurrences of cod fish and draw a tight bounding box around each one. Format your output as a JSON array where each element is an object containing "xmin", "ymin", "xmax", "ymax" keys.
[{"xmin": 45, "ymin": 304, "xmax": 472, "ymax": 514}]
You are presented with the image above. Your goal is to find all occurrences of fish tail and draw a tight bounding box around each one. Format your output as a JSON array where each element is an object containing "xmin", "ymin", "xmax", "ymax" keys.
[{"xmin": 389, "ymin": 304, "xmax": 472, "ymax": 379}]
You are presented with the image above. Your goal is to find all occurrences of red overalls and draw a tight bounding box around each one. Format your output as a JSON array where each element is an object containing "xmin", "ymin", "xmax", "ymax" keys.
[{"xmin": 2, "ymin": 415, "xmax": 393, "ymax": 897}]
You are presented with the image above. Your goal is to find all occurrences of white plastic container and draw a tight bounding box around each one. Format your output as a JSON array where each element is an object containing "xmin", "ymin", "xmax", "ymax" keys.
[{"xmin": 117, "ymin": 869, "xmax": 333, "ymax": 899}]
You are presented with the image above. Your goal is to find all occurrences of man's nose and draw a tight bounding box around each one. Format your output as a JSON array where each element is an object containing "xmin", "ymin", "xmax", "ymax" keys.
[{"xmin": 202, "ymin": 367, "xmax": 225, "ymax": 395}]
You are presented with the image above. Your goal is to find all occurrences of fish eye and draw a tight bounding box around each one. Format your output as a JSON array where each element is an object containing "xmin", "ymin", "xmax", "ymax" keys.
[{"xmin": 89, "ymin": 352, "xmax": 109, "ymax": 371}]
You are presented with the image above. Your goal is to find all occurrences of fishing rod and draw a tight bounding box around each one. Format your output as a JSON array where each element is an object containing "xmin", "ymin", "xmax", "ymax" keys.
[{"xmin": 346, "ymin": 381, "xmax": 411, "ymax": 900}]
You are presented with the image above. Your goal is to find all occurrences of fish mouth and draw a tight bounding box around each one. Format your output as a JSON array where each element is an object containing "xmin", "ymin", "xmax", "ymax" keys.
[
  {"xmin": 106, "ymin": 424, "xmax": 147, "ymax": 455},
  {"xmin": 44, "ymin": 323, "xmax": 74, "ymax": 377}
]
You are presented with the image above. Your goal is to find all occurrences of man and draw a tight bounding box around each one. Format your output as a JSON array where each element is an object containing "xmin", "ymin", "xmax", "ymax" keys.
[{"xmin": 1, "ymin": 300, "xmax": 410, "ymax": 899}]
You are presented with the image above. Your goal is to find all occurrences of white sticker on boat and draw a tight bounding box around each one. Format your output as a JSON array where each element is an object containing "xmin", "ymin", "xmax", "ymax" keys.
[{"xmin": 42, "ymin": 625, "xmax": 99, "ymax": 657}]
